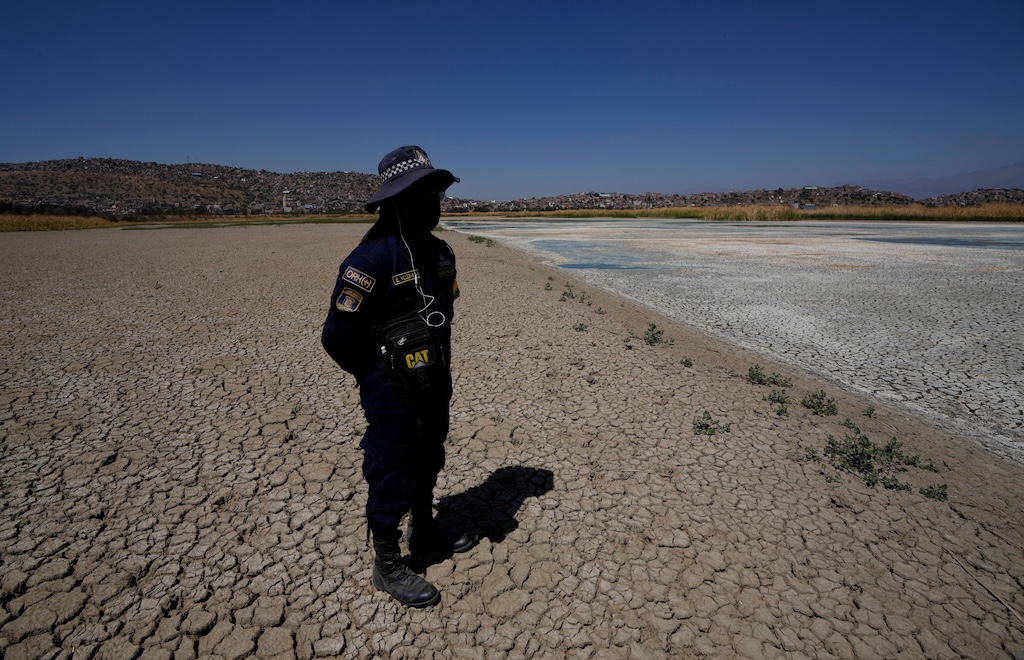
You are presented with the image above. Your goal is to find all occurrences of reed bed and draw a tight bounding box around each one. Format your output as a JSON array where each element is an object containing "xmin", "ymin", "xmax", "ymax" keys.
[{"xmin": 701, "ymin": 206, "xmax": 800, "ymax": 221}]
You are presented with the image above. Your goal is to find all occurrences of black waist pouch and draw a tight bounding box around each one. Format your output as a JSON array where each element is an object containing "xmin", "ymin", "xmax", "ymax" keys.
[{"xmin": 376, "ymin": 311, "xmax": 452, "ymax": 409}]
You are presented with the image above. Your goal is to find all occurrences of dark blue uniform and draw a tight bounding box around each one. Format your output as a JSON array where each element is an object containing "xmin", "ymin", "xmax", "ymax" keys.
[{"xmin": 322, "ymin": 220, "xmax": 459, "ymax": 533}]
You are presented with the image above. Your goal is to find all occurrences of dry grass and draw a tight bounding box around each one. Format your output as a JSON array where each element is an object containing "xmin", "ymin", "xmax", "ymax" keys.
[
  {"xmin": 1, "ymin": 213, "xmax": 377, "ymax": 232},
  {"xmin": 484, "ymin": 207, "xmax": 799, "ymax": 220},
  {"xmin": 5, "ymin": 203, "xmax": 1022, "ymax": 232},
  {"xmin": 456, "ymin": 202, "xmax": 1024, "ymax": 222},
  {"xmin": 491, "ymin": 208, "xmax": 698, "ymax": 219},
  {"xmin": 118, "ymin": 213, "xmax": 376, "ymax": 228},
  {"xmin": 540, "ymin": 206, "xmax": 800, "ymax": 221},
  {"xmin": 0, "ymin": 215, "xmax": 117, "ymax": 231},
  {"xmin": 803, "ymin": 203, "xmax": 1024, "ymax": 221}
]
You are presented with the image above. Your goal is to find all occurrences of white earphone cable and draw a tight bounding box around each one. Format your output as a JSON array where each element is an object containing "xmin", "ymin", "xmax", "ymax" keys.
[{"xmin": 395, "ymin": 205, "xmax": 445, "ymax": 328}]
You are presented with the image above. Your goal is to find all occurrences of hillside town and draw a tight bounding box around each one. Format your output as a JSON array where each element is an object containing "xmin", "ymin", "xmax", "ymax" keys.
[
  {"xmin": 1, "ymin": 157, "xmax": 1022, "ymax": 217},
  {"xmin": 0, "ymin": 159, "xmax": 378, "ymax": 215}
]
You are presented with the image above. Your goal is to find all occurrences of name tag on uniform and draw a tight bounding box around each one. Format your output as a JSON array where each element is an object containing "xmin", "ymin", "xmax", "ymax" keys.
[{"xmin": 392, "ymin": 269, "xmax": 419, "ymax": 286}]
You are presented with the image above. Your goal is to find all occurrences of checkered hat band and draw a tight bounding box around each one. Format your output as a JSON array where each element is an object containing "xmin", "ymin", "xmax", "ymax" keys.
[{"xmin": 379, "ymin": 157, "xmax": 432, "ymax": 182}]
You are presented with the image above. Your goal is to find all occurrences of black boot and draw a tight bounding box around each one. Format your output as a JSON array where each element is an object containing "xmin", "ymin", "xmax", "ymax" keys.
[
  {"xmin": 371, "ymin": 529, "xmax": 440, "ymax": 608},
  {"xmin": 408, "ymin": 513, "xmax": 477, "ymax": 560}
]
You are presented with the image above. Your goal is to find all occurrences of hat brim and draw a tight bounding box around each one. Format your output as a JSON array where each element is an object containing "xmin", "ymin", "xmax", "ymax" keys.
[{"xmin": 364, "ymin": 168, "xmax": 459, "ymax": 213}]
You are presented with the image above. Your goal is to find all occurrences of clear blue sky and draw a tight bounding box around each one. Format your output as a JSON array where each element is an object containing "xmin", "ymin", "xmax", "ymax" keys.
[{"xmin": 2, "ymin": 0, "xmax": 1022, "ymax": 201}]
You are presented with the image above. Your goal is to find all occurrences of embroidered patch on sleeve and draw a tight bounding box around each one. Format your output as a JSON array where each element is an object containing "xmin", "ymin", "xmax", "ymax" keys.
[
  {"xmin": 392, "ymin": 269, "xmax": 419, "ymax": 286},
  {"xmin": 342, "ymin": 266, "xmax": 375, "ymax": 292},
  {"xmin": 437, "ymin": 266, "xmax": 456, "ymax": 278},
  {"xmin": 335, "ymin": 288, "xmax": 364, "ymax": 312}
]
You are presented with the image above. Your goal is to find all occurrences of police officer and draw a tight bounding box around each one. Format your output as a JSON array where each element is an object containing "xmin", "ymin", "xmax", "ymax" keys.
[{"xmin": 322, "ymin": 146, "xmax": 474, "ymax": 608}]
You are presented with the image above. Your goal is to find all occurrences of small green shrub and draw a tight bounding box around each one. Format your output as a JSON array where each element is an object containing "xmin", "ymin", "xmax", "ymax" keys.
[
  {"xmin": 643, "ymin": 323, "xmax": 664, "ymax": 345},
  {"xmin": 747, "ymin": 364, "xmax": 792, "ymax": 387},
  {"xmin": 681, "ymin": 357, "xmax": 693, "ymax": 368},
  {"xmin": 880, "ymin": 476, "xmax": 912, "ymax": 492},
  {"xmin": 902, "ymin": 455, "xmax": 939, "ymax": 472},
  {"xmin": 765, "ymin": 389, "xmax": 790, "ymax": 416},
  {"xmin": 811, "ymin": 430, "xmax": 943, "ymax": 496},
  {"xmin": 693, "ymin": 411, "xmax": 731, "ymax": 436},
  {"xmin": 573, "ymin": 323, "xmax": 588, "ymax": 332},
  {"xmin": 920, "ymin": 484, "xmax": 949, "ymax": 501},
  {"xmin": 823, "ymin": 431, "xmax": 895, "ymax": 487},
  {"xmin": 802, "ymin": 390, "xmax": 838, "ymax": 416}
]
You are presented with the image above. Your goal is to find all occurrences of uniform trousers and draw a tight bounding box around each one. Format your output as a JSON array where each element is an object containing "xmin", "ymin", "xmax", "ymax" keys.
[{"xmin": 360, "ymin": 409, "xmax": 448, "ymax": 534}]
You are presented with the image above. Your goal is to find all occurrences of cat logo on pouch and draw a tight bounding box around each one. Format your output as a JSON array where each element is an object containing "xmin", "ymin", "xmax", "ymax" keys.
[
  {"xmin": 342, "ymin": 266, "xmax": 375, "ymax": 293},
  {"xmin": 404, "ymin": 349, "xmax": 431, "ymax": 369},
  {"xmin": 335, "ymin": 288, "xmax": 363, "ymax": 312}
]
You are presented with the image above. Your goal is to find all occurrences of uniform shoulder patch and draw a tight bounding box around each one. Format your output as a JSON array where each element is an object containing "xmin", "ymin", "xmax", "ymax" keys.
[
  {"xmin": 342, "ymin": 266, "xmax": 375, "ymax": 293},
  {"xmin": 335, "ymin": 287, "xmax": 364, "ymax": 312}
]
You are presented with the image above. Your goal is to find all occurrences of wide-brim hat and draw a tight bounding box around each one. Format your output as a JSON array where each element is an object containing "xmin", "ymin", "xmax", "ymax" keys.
[{"xmin": 364, "ymin": 145, "xmax": 459, "ymax": 213}]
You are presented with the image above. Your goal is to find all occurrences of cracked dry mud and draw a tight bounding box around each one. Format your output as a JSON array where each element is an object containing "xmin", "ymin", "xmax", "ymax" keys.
[{"xmin": 1, "ymin": 224, "xmax": 1022, "ymax": 659}]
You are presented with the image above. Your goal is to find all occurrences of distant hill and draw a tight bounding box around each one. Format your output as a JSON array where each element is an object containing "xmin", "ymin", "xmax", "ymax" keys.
[
  {"xmin": 849, "ymin": 161, "xmax": 1024, "ymax": 200},
  {"xmin": 0, "ymin": 158, "xmax": 379, "ymax": 215},
  {"xmin": 2, "ymin": 157, "xmax": 1022, "ymax": 216}
]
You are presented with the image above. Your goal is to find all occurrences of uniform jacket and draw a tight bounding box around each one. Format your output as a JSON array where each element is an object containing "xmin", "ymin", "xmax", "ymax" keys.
[{"xmin": 322, "ymin": 221, "xmax": 458, "ymax": 417}]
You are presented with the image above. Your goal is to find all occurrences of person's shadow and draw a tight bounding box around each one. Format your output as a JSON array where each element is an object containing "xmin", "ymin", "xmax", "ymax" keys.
[{"xmin": 413, "ymin": 465, "xmax": 554, "ymax": 568}]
